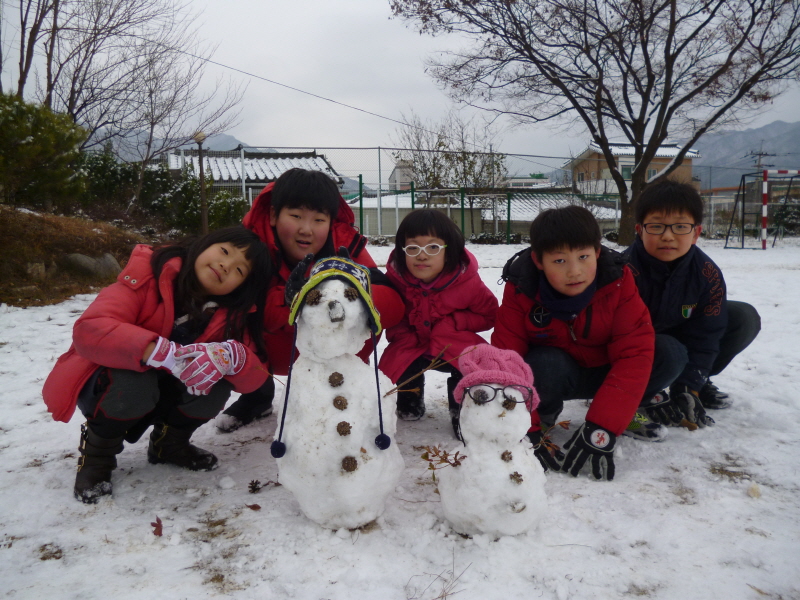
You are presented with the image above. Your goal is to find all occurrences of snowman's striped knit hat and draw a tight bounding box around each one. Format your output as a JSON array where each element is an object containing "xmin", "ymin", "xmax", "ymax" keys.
[{"xmin": 288, "ymin": 255, "xmax": 382, "ymax": 335}]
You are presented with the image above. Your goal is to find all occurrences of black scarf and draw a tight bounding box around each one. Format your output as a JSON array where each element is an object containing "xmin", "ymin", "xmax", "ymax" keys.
[{"xmin": 538, "ymin": 273, "xmax": 597, "ymax": 322}]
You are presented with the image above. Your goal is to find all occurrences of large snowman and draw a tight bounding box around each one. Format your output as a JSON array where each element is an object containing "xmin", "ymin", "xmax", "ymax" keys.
[
  {"xmin": 436, "ymin": 344, "xmax": 547, "ymax": 537},
  {"xmin": 271, "ymin": 254, "xmax": 404, "ymax": 530}
]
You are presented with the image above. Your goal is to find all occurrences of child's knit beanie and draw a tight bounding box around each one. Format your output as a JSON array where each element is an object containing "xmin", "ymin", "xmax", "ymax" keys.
[{"xmin": 453, "ymin": 344, "xmax": 540, "ymax": 411}]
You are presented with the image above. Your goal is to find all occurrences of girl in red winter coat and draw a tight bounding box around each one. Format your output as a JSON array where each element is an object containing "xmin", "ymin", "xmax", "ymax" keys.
[
  {"xmin": 43, "ymin": 227, "xmax": 271, "ymax": 504},
  {"xmin": 378, "ymin": 209, "xmax": 498, "ymax": 439}
]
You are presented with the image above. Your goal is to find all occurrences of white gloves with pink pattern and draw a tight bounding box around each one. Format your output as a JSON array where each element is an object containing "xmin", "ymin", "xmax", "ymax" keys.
[
  {"xmin": 144, "ymin": 337, "xmax": 184, "ymax": 375},
  {"xmin": 146, "ymin": 337, "xmax": 246, "ymax": 395},
  {"xmin": 174, "ymin": 341, "xmax": 247, "ymax": 395}
]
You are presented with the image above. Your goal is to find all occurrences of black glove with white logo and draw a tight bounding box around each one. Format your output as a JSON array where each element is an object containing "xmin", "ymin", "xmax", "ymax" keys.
[
  {"xmin": 670, "ymin": 384, "xmax": 715, "ymax": 429},
  {"xmin": 284, "ymin": 253, "xmax": 315, "ymax": 306},
  {"xmin": 640, "ymin": 391, "xmax": 686, "ymax": 426},
  {"xmin": 526, "ymin": 430, "xmax": 564, "ymax": 473},
  {"xmin": 560, "ymin": 421, "xmax": 616, "ymax": 481}
]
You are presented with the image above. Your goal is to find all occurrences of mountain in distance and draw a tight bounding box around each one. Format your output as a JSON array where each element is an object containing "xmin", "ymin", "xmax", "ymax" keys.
[{"xmin": 690, "ymin": 120, "xmax": 800, "ymax": 189}]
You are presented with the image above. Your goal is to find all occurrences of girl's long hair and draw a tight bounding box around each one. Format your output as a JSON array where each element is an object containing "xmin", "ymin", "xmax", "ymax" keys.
[
  {"xmin": 151, "ymin": 226, "xmax": 271, "ymax": 360},
  {"xmin": 392, "ymin": 209, "xmax": 465, "ymax": 278}
]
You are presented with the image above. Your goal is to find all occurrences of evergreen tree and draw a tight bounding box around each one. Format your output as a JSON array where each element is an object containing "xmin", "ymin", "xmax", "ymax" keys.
[{"xmin": 0, "ymin": 94, "xmax": 87, "ymax": 210}]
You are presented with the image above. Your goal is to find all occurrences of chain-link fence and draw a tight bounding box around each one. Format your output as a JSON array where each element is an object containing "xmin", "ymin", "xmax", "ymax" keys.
[{"xmin": 156, "ymin": 145, "xmax": 619, "ymax": 240}]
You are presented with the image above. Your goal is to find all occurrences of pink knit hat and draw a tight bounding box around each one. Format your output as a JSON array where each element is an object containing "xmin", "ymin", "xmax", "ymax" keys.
[{"xmin": 453, "ymin": 344, "xmax": 540, "ymax": 411}]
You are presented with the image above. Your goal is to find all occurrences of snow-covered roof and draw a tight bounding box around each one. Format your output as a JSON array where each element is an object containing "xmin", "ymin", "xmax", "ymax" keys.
[
  {"xmin": 348, "ymin": 191, "xmax": 619, "ymax": 221},
  {"xmin": 564, "ymin": 142, "xmax": 700, "ymax": 167},
  {"xmin": 165, "ymin": 151, "xmax": 342, "ymax": 184}
]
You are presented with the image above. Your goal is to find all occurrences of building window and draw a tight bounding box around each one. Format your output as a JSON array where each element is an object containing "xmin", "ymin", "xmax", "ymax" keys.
[
  {"xmin": 591, "ymin": 172, "xmax": 596, "ymax": 179},
  {"xmin": 647, "ymin": 168, "xmax": 658, "ymax": 179},
  {"xmin": 621, "ymin": 166, "xmax": 632, "ymax": 179},
  {"xmin": 577, "ymin": 172, "xmax": 584, "ymax": 182}
]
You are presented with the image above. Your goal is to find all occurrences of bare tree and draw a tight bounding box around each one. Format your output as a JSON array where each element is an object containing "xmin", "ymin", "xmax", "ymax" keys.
[
  {"xmin": 40, "ymin": 0, "xmax": 182, "ymax": 148},
  {"xmin": 2, "ymin": 0, "xmax": 243, "ymax": 179},
  {"xmin": 117, "ymin": 25, "xmax": 244, "ymax": 208},
  {"xmin": 391, "ymin": 110, "xmax": 451, "ymax": 192},
  {"xmin": 441, "ymin": 112, "xmax": 507, "ymax": 232},
  {"xmin": 6, "ymin": 0, "xmax": 56, "ymax": 97},
  {"xmin": 391, "ymin": 0, "xmax": 800, "ymax": 244}
]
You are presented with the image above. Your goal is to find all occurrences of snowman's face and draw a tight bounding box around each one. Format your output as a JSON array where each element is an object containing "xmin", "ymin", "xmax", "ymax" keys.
[
  {"xmin": 459, "ymin": 382, "xmax": 533, "ymax": 444},
  {"xmin": 295, "ymin": 278, "xmax": 371, "ymax": 358}
]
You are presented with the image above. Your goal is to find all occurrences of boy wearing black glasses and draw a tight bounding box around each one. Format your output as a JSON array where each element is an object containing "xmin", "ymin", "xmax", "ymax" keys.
[{"xmin": 624, "ymin": 180, "xmax": 760, "ymax": 429}]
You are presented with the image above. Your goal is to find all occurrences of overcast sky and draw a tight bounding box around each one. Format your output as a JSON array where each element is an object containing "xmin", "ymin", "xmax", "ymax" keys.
[{"xmin": 193, "ymin": 0, "xmax": 800, "ymax": 165}]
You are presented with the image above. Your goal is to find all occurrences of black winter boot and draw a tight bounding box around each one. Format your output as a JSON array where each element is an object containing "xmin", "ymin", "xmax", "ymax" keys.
[
  {"xmin": 396, "ymin": 374, "xmax": 426, "ymax": 421},
  {"xmin": 447, "ymin": 376, "xmax": 463, "ymax": 442},
  {"xmin": 147, "ymin": 423, "xmax": 218, "ymax": 471},
  {"xmin": 74, "ymin": 423, "xmax": 124, "ymax": 504}
]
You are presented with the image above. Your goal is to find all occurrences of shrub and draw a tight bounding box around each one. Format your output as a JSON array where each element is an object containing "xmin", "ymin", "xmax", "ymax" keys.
[{"xmin": 0, "ymin": 94, "xmax": 87, "ymax": 210}]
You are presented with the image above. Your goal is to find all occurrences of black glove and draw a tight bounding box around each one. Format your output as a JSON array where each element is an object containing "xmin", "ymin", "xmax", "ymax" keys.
[
  {"xmin": 560, "ymin": 421, "xmax": 616, "ymax": 481},
  {"xmin": 670, "ymin": 384, "xmax": 715, "ymax": 429},
  {"xmin": 284, "ymin": 253, "xmax": 315, "ymax": 306},
  {"xmin": 526, "ymin": 430, "xmax": 564, "ymax": 472},
  {"xmin": 336, "ymin": 246, "xmax": 351, "ymax": 259},
  {"xmin": 640, "ymin": 391, "xmax": 685, "ymax": 426}
]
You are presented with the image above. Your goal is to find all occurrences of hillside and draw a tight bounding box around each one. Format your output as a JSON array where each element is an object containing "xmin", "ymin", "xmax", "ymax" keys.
[
  {"xmin": 0, "ymin": 207, "xmax": 149, "ymax": 307},
  {"xmin": 692, "ymin": 120, "xmax": 800, "ymax": 189}
]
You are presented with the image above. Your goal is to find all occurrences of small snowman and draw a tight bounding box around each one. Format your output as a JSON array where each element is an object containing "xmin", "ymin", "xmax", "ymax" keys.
[
  {"xmin": 436, "ymin": 344, "xmax": 547, "ymax": 537},
  {"xmin": 271, "ymin": 254, "xmax": 404, "ymax": 530}
]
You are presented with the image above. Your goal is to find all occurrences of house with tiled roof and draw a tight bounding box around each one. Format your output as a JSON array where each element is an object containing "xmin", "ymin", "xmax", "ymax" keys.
[
  {"xmin": 165, "ymin": 149, "xmax": 343, "ymax": 199},
  {"xmin": 564, "ymin": 142, "xmax": 700, "ymax": 197}
]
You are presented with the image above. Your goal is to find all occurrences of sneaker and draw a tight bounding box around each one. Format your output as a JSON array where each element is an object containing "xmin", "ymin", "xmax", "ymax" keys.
[
  {"xmin": 698, "ymin": 380, "xmax": 733, "ymax": 410},
  {"xmin": 623, "ymin": 412, "xmax": 668, "ymax": 442}
]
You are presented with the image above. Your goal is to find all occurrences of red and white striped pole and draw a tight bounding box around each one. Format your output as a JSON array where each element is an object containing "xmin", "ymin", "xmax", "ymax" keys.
[
  {"xmin": 763, "ymin": 170, "xmax": 800, "ymax": 249},
  {"xmin": 762, "ymin": 170, "xmax": 769, "ymax": 250}
]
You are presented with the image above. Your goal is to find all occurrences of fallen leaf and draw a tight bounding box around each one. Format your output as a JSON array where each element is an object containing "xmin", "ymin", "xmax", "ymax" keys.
[
  {"xmin": 151, "ymin": 516, "xmax": 163, "ymax": 537},
  {"xmin": 246, "ymin": 504, "xmax": 261, "ymax": 511}
]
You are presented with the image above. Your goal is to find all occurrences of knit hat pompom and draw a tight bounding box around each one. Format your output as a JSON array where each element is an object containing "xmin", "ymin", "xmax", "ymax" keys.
[{"xmin": 453, "ymin": 344, "xmax": 540, "ymax": 412}]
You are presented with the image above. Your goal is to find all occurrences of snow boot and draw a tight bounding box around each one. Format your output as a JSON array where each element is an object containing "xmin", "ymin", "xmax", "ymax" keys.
[
  {"xmin": 698, "ymin": 380, "xmax": 733, "ymax": 410},
  {"xmin": 216, "ymin": 379, "xmax": 275, "ymax": 433},
  {"xmin": 397, "ymin": 374, "xmax": 426, "ymax": 421},
  {"xmin": 74, "ymin": 423, "xmax": 124, "ymax": 504},
  {"xmin": 147, "ymin": 423, "xmax": 218, "ymax": 471},
  {"xmin": 447, "ymin": 376, "xmax": 463, "ymax": 441}
]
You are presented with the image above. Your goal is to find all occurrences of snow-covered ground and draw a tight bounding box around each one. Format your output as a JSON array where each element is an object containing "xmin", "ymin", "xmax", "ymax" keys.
[{"xmin": 1, "ymin": 239, "xmax": 798, "ymax": 600}]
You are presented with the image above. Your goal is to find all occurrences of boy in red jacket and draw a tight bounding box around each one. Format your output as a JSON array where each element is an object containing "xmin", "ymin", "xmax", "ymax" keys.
[
  {"xmin": 216, "ymin": 168, "xmax": 404, "ymax": 432},
  {"xmin": 492, "ymin": 206, "xmax": 673, "ymax": 481}
]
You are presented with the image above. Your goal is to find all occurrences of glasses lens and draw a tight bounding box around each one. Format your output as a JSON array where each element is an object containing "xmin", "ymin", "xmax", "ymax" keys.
[
  {"xmin": 423, "ymin": 244, "xmax": 443, "ymax": 256},
  {"xmin": 403, "ymin": 245, "xmax": 421, "ymax": 257},
  {"xmin": 468, "ymin": 384, "xmax": 497, "ymax": 404},
  {"xmin": 644, "ymin": 223, "xmax": 666, "ymax": 234},
  {"xmin": 672, "ymin": 224, "xmax": 694, "ymax": 234},
  {"xmin": 502, "ymin": 385, "xmax": 531, "ymax": 403}
]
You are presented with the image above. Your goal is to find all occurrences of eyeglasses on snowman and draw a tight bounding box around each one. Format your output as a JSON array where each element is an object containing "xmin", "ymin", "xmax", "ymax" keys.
[
  {"xmin": 463, "ymin": 384, "xmax": 535, "ymax": 411},
  {"xmin": 402, "ymin": 243, "xmax": 447, "ymax": 257}
]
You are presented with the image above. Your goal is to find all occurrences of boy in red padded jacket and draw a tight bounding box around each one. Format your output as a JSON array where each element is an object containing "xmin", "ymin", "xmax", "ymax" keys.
[
  {"xmin": 217, "ymin": 168, "xmax": 404, "ymax": 432},
  {"xmin": 492, "ymin": 206, "xmax": 672, "ymax": 481}
]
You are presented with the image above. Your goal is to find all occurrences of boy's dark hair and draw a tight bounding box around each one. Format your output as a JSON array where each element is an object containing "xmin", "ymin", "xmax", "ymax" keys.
[
  {"xmin": 393, "ymin": 209, "xmax": 465, "ymax": 277},
  {"xmin": 529, "ymin": 205, "xmax": 601, "ymax": 261},
  {"xmin": 635, "ymin": 180, "xmax": 703, "ymax": 224},
  {"xmin": 271, "ymin": 168, "xmax": 341, "ymax": 219},
  {"xmin": 151, "ymin": 226, "xmax": 270, "ymax": 359}
]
